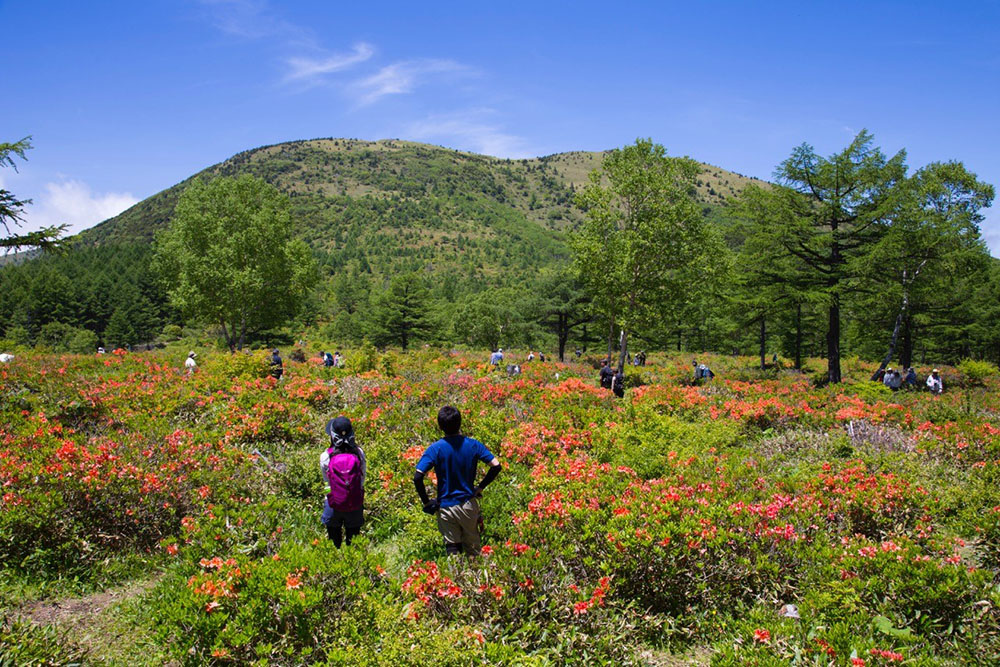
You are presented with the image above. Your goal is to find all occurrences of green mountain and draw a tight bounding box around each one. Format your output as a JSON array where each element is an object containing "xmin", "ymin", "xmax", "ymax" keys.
[
  {"xmin": 82, "ymin": 138, "xmax": 764, "ymax": 283},
  {"xmin": 0, "ymin": 139, "xmax": 767, "ymax": 350}
]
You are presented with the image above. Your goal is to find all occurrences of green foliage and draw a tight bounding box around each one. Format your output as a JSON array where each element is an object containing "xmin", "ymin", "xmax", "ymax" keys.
[
  {"xmin": 153, "ymin": 175, "xmax": 317, "ymax": 350},
  {"xmin": 2, "ymin": 325, "xmax": 29, "ymax": 347},
  {"xmin": 67, "ymin": 327, "xmax": 99, "ymax": 354},
  {"xmin": 851, "ymin": 380, "xmax": 893, "ymax": 403},
  {"xmin": 957, "ymin": 358, "xmax": 998, "ymax": 387},
  {"xmin": 4, "ymin": 137, "xmax": 998, "ymax": 369},
  {"xmin": 201, "ymin": 350, "xmax": 272, "ymax": 381},
  {"xmin": 161, "ymin": 324, "xmax": 183, "ymax": 340},
  {"xmin": 1, "ymin": 136, "xmax": 65, "ymax": 252},
  {"xmin": 0, "ymin": 617, "xmax": 91, "ymax": 666},
  {"xmin": 350, "ymin": 339, "xmax": 380, "ymax": 373},
  {"xmin": 2, "ymin": 350, "xmax": 1000, "ymax": 663},
  {"xmin": 456, "ymin": 288, "xmax": 533, "ymax": 350},
  {"xmin": 367, "ymin": 273, "xmax": 434, "ymax": 350},
  {"xmin": 0, "ymin": 244, "xmax": 167, "ymax": 348},
  {"xmin": 573, "ymin": 138, "xmax": 712, "ymax": 370}
]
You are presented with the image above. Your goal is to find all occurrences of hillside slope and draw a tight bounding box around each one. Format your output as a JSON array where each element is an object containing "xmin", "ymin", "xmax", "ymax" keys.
[{"xmin": 82, "ymin": 139, "xmax": 765, "ymax": 282}]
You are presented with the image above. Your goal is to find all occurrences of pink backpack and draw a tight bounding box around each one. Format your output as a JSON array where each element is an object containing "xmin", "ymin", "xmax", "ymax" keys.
[{"xmin": 327, "ymin": 448, "xmax": 363, "ymax": 512}]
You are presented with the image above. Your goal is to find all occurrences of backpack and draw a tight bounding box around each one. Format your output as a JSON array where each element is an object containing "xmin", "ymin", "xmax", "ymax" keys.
[{"xmin": 327, "ymin": 448, "xmax": 363, "ymax": 512}]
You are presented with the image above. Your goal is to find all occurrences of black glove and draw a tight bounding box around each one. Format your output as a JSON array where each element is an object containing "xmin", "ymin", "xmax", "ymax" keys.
[{"xmin": 422, "ymin": 500, "xmax": 440, "ymax": 515}]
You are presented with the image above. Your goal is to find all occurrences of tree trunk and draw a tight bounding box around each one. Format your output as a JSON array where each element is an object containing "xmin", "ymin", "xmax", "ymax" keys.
[
  {"xmin": 900, "ymin": 315, "xmax": 914, "ymax": 369},
  {"xmin": 870, "ymin": 310, "xmax": 903, "ymax": 381},
  {"xmin": 607, "ymin": 320, "xmax": 615, "ymax": 362},
  {"xmin": 238, "ymin": 316, "xmax": 246, "ymax": 351},
  {"xmin": 758, "ymin": 317, "xmax": 766, "ymax": 370},
  {"xmin": 827, "ymin": 296, "xmax": 841, "ymax": 383},
  {"xmin": 872, "ymin": 268, "xmax": 918, "ymax": 379},
  {"xmin": 617, "ymin": 328, "xmax": 628, "ymax": 373},
  {"xmin": 794, "ymin": 303, "xmax": 802, "ymax": 370},
  {"xmin": 557, "ymin": 313, "xmax": 568, "ymax": 362},
  {"xmin": 221, "ymin": 321, "xmax": 234, "ymax": 352},
  {"xmin": 676, "ymin": 325, "xmax": 682, "ymax": 351}
]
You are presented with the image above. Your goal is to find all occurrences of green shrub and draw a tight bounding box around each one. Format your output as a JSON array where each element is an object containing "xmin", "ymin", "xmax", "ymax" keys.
[
  {"xmin": 2, "ymin": 324, "xmax": 30, "ymax": 347},
  {"xmin": 851, "ymin": 380, "xmax": 892, "ymax": 403},
  {"xmin": 957, "ymin": 358, "xmax": 998, "ymax": 387},
  {"xmin": 67, "ymin": 328, "xmax": 99, "ymax": 354},
  {"xmin": 161, "ymin": 324, "xmax": 183, "ymax": 341},
  {"xmin": 0, "ymin": 617, "xmax": 91, "ymax": 665},
  {"xmin": 202, "ymin": 350, "xmax": 271, "ymax": 381},
  {"xmin": 351, "ymin": 339, "xmax": 379, "ymax": 373}
]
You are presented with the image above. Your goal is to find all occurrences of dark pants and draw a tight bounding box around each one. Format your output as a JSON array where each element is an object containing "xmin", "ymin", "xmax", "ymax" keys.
[{"xmin": 324, "ymin": 508, "xmax": 364, "ymax": 548}]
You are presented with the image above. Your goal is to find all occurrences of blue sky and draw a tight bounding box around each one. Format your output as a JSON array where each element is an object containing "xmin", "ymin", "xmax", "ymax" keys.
[{"xmin": 2, "ymin": 0, "xmax": 999, "ymax": 254}]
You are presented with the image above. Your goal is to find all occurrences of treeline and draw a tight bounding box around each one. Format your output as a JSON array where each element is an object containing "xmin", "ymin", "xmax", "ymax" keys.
[
  {"xmin": 0, "ymin": 244, "xmax": 169, "ymax": 351},
  {"xmin": 2, "ymin": 133, "xmax": 998, "ymax": 369}
]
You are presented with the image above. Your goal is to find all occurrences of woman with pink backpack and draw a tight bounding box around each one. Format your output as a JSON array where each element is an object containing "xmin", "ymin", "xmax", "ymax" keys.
[{"xmin": 320, "ymin": 417, "xmax": 367, "ymax": 547}]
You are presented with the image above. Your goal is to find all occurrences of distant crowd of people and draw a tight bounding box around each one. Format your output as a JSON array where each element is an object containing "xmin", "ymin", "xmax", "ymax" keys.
[{"xmin": 876, "ymin": 366, "xmax": 944, "ymax": 394}]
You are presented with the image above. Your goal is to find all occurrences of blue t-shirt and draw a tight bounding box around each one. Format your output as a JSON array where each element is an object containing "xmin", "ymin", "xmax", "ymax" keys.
[{"xmin": 416, "ymin": 435, "xmax": 495, "ymax": 508}]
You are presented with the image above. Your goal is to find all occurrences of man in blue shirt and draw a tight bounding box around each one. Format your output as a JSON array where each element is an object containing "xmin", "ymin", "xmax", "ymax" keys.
[{"xmin": 413, "ymin": 406, "xmax": 502, "ymax": 556}]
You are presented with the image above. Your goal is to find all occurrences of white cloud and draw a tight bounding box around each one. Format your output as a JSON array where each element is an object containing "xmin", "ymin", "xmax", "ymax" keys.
[
  {"xmin": 285, "ymin": 42, "xmax": 375, "ymax": 84},
  {"xmin": 404, "ymin": 109, "xmax": 534, "ymax": 159},
  {"xmin": 22, "ymin": 180, "xmax": 138, "ymax": 236},
  {"xmin": 199, "ymin": 0, "xmax": 306, "ymax": 43},
  {"xmin": 352, "ymin": 60, "xmax": 469, "ymax": 106}
]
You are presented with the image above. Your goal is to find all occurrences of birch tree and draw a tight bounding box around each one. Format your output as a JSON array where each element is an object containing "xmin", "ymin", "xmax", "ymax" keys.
[
  {"xmin": 154, "ymin": 175, "xmax": 316, "ymax": 350},
  {"xmin": 572, "ymin": 139, "xmax": 708, "ymax": 372}
]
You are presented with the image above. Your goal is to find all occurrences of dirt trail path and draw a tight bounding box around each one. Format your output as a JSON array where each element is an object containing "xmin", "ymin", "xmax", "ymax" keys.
[{"xmin": 12, "ymin": 576, "xmax": 162, "ymax": 664}]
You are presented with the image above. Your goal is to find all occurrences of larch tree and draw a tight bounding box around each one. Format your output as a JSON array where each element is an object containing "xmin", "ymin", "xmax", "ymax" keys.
[
  {"xmin": 536, "ymin": 266, "xmax": 592, "ymax": 362},
  {"xmin": 367, "ymin": 273, "xmax": 434, "ymax": 350},
  {"xmin": 860, "ymin": 160, "xmax": 994, "ymax": 376},
  {"xmin": 1, "ymin": 137, "xmax": 64, "ymax": 252},
  {"xmin": 735, "ymin": 131, "xmax": 907, "ymax": 383}
]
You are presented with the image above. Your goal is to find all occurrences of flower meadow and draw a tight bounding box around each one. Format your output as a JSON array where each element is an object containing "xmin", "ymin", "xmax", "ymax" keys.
[{"xmin": 1, "ymin": 349, "xmax": 1000, "ymax": 665}]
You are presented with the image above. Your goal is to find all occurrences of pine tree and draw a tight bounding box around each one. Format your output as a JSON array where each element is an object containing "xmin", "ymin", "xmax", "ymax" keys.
[{"xmin": 366, "ymin": 273, "xmax": 434, "ymax": 350}]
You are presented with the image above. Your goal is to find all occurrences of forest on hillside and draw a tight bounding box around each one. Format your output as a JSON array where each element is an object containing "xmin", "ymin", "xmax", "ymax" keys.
[{"xmin": 1, "ymin": 135, "xmax": 998, "ymax": 370}]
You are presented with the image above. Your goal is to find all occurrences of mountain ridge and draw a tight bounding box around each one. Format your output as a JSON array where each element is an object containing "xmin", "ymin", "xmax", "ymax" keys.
[{"xmin": 82, "ymin": 138, "xmax": 766, "ymax": 251}]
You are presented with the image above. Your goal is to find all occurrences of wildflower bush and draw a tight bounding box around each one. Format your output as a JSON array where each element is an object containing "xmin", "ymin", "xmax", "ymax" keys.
[{"xmin": 1, "ymin": 349, "xmax": 999, "ymax": 664}]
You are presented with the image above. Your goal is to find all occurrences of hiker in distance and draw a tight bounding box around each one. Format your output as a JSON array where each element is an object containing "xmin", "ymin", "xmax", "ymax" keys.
[
  {"xmin": 926, "ymin": 368, "xmax": 944, "ymax": 394},
  {"xmin": 413, "ymin": 406, "xmax": 502, "ymax": 556},
  {"xmin": 599, "ymin": 359, "xmax": 614, "ymax": 389},
  {"xmin": 612, "ymin": 366, "xmax": 625, "ymax": 398},
  {"xmin": 321, "ymin": 416, "xmax": 367, "ymax": 547},
  {"xmin": 185, "ymin": 350, "xmax": 197, "ymax": 375},
  {"xmin": 270, "ymin": 348, "xmax": 283, "ymax": 380}
]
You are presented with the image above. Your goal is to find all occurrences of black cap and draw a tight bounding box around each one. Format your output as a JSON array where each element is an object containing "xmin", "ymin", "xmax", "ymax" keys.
[{"xmin": 325, "ymin": 416, "xmax": 353, "ymax": 438}]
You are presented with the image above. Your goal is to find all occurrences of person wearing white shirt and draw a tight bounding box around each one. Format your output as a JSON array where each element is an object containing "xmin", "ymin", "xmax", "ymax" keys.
[
  {"xmin": 184, "ymin": 351, "xmax": 197, "ymax": 375},
  {"xmin": 926, "ymin": 369, "xmax": 943, "ymax": 394}
]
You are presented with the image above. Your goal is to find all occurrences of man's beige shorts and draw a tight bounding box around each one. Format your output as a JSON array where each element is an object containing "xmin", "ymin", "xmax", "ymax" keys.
[{"xmin": 436, "ymin": 498, "xmax": 482, "ymax": 555}]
